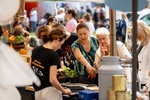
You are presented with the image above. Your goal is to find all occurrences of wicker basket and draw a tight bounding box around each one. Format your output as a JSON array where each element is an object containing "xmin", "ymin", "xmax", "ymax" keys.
[
  {"xmin": 13, "ymin": 44, "xmax": 25, "ymax": 50},
  {"xmin": 9, "ymin": 40, "xmax": 17, "ymax": 45}
]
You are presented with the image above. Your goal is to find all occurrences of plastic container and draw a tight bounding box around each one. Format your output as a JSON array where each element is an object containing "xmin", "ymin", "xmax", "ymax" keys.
[
  {"xmin": 98, "ymin": 56, "xmax": 124, "ymax": 100},
  {"xmin": 79, "ymin": 90, "xmax": 98, "ymax": 100}
]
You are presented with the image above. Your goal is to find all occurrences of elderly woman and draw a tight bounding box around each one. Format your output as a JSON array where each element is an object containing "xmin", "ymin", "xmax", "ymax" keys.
[
  {"xmin": 132, "ymin": 20, "xmax": 150, "ymax": 89},
  {"xmin": 94, "ymin": 27, "xmax": 132, "ymax": 72},
  {"xmin": 71, "ymin": 23, "xmax": 99, "ymax": 84}
]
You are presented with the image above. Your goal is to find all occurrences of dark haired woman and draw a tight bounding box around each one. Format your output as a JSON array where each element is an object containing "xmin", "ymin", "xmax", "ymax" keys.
[
  {"xmin": 71, "ymin": 23, "xmax": 99, "ymax": 85},
  {"xmin": 65, "ymin": 8, "xmax": 78, "ymax": 33},
  {"xmin": 30, "ymin": 29, "xmax": 72, "ymax": 100},
  {"xmin": 46, "ymin": 16, "xmax": 57, "ymax": 30}
]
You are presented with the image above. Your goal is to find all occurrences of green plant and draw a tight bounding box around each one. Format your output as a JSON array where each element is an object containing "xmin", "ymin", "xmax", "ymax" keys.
[
  {"xmin": 64, "ymin": 67, "xmax": 78, "ymax": 78},
  {"xmin": 16, "ymin": 35, "xmax": 24, "ymax": 44}
]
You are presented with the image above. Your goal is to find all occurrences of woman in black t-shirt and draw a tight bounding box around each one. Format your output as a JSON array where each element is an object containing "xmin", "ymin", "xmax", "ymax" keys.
[{"xmin": 30, "ymin": 29, "xmax": 72, "ymax": 100}]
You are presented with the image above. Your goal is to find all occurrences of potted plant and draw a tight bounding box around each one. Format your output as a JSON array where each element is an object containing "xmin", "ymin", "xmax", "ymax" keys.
[{"xmin": 64, "ymin": 67, "xmax": 78, "ymax": 83}]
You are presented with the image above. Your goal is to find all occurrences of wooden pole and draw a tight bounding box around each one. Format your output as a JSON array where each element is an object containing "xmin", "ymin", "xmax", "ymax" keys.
[
  {"xmin": 109, "ymin": 9, "xmax": 117, "ymax": 56},
  {"xmin": 16, "ymin": 0, "xmax": 25, "ymax": 16}
]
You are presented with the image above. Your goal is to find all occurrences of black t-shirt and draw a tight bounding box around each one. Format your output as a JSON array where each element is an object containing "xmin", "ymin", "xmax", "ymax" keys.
[
  {"xmin": 31, "ymin": 46, "xmax": 60, "ymax": 91},
  {"xmin": 57, "ymin": 33, "xmax": 78, "ymax": 69}
]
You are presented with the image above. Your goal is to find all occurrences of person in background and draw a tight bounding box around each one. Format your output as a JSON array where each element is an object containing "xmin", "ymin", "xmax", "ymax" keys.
[
  {"xmin": 71, "ymin": 23, "xmax": 99, "ymax": 85},
  {"xmin": 30, "ymin": 7, "xmax": 37, "ymax": 33},
  {"xmin": 130, "ymin": 20, "xmax": 150, "ymax": 90},
  {"xmin": 13, "ymin": 21, "xmax": 30, "ymax": 35},
  {"xmin": 79, "ymin": 6, "xmax": 85, "ymax": 19},
  {"xmin": 93, "ymin": 8, "xmax": 99, "ymax": 29},
  {"xmin": 86, "ymin": 5, "xmax": 92, "ymax": 16},
  {"xmin": 99, "ymin": 6, "xmax": 106, "ymax": 25},
  {"xmin": 116, "ymin": 13, "xmax": 128, "ymax": 44},
  {"xmin": 46, "ymin": 16, "xmax": 57, "ymax": 31},
  {"xmin": 52, "ymin": 23, "xmax": 78, "ymax": 70},
  {"xmin": 36, "ymin": 25, "xmax": 51, "ymax": 46},
  {"xmin": 18, "ymin": 14, "xmax": 30, "ymax": 32},
  {"xmin": 65, "ymin": 8, "xmax": 78, "ymax": 33},
  {"xmin": 122, "ymin": 12, "xmax": 132, "ymax": 53},
  {"xmin": 38, "ymin": 12, "xmax": 52, "ymax": 26},
  {"xmin": 30, "ymin": 29, "xmax": 72, "ymax": 100},
  {"xmin": 55, "ymin": 8, "xmax": 66, "ymax": 24},
  {"xmin": 94, "ymin": 27, "xmax": 132, "ymax": 72},
  {"xmin": 13, "ymin": 21, "xmax": 30, "ymax": 45},
  {"xmin": 13, "ymin": 21, "xmax": 39, "ymax": 52},
  {"xmin": 82, "ymin": 12, "xmax": 95, "ymax": 35}
]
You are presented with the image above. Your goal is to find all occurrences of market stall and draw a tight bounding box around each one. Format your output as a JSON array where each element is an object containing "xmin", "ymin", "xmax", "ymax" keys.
[{"xmin": 0, "ymin": 0, "xmax": 149, "ymax": 100}]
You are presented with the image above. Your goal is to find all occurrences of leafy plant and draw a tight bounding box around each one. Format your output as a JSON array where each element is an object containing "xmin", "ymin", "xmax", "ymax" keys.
[
  {"xmin": 64, "ymin": 67, "xmax": 78, "ymax": 78},
  {"xmin": 16, "ymin": 35, "xmax": 24, "ymax": 44}
]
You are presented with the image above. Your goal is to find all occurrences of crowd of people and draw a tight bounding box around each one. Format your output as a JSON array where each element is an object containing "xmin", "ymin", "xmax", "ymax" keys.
[{"xmin": 0, "ymin": 3, "xmax": 150, "ymax": 100}]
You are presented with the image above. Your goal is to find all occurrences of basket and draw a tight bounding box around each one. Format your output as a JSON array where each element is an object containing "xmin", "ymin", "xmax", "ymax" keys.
[{"xmin": 9, "ymin": 39, "xmax": 17, "ymax": 45}]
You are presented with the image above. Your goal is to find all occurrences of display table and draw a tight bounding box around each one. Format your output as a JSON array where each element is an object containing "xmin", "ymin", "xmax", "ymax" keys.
[{"xmin": 17, "ymin": 83, "xmax": 98, "ymax": 100}]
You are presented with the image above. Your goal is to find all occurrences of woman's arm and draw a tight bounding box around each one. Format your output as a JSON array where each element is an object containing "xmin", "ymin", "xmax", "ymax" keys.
[
  {"xmin": 73, "ymin": 48, "xmax": 91, "ymax": 69},
  {"xmin": 72, "ymin": 48, "xmax": 96, "ymax": 78},
  {"xmin": 117, "ymin": 41, "xmax": 132, "ymax": 58},
  {"xmin": 50, "ymin": 65, "xmax": 72, "ymax": 95},
  {"xmin": 29, "ymin": 58, "xmax": 32, "ymax": 66}
]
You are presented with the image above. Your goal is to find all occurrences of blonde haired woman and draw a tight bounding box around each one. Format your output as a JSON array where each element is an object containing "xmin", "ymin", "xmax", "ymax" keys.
[
  {"xmin": 133, "ymin": 20, "xmax": 150, "ymax": 89},
  {"xmin": 82, "ymin": 12, "xmax": 95, "ymax": 35}
]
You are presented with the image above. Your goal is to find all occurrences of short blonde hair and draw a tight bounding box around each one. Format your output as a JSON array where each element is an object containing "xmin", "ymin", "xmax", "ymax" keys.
[
  {"xmin": 95, "ymin": 27, "xmax": 110, "ymax": 36},
  {"xmin": 137, "ymin": 20, "xmax": 150, "ymax": 45},
  {"xmin": 36, "ymin": 26, "xmax": 51, "ymax": 39}
]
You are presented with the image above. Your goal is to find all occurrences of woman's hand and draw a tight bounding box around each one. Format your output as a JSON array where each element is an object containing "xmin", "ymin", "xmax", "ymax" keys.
[
  {"xmin": 63, "ymin": 88, "xmax": 72, "ymax": 95},
  {"xmin": 100, "ymin": 40, "xmax": 110, "ymax": 56},
  {"xmin": 86, "ymin": 65, "xmax": 96, "ymax": 78},
  {"xmin": 88, "ymin": 70, "xmax": 96, "ymax": 79}
]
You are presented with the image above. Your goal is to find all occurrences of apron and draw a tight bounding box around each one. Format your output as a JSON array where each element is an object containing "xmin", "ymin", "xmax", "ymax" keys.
[{"xmin": 35, "ymin": 87, "xmax": 62, "ymax": 100}]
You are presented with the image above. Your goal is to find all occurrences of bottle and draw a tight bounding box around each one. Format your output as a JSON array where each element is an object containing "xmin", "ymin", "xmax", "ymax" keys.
[{"xmin": 98, "ymin": 56, "xmax": 124, "ymax": 100}]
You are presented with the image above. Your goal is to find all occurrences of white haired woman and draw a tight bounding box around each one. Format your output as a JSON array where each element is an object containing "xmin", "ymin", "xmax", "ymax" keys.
[{"xmin": 94, "ymin": 27, "xmax": 132, "ymax": 72}]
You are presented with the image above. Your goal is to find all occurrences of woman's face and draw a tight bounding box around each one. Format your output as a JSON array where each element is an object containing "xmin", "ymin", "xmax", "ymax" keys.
[
  {"xmin": 40, "ymin": 32, "xmax": 46, "ymax": 39},
  {"xmin": 55, "ymin": 39, "xmax": 65, "ymax": 50},
  {"xmin": 65, "ymin": 12, "xmax": 71, "ymax": 20},
  {"xmin": 49, "ymin": 20, "xmax": 57, "ymax": 26},
  {"xmin": 77, "ymin": 28, "xmax": 90, "ymax": 42},
  {"xmin": 96, "ymin": 34, "xmax": 109, "ymax": 45},
  {"xmin": 137, "ymin": 34, "xmax": 142, "ymax": 41}
]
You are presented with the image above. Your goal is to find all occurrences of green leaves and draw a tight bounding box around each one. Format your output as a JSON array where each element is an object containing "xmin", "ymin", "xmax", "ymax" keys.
[
  {"xmin": 64, "ymin": 67, "xmax": 78, "ymax": 78},
  {"xmin": 16, "ymin": 35, "xmax": 24, "ymax": 44}
]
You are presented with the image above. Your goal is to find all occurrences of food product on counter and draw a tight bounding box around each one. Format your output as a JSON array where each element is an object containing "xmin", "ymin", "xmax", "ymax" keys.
[
  {"xmin": 19, "ymin": 49, "xmax": 27, "ymax": 55},
  {"xmin": 9, "ymin": 35, "xmax": 15, "ymax": 41}
]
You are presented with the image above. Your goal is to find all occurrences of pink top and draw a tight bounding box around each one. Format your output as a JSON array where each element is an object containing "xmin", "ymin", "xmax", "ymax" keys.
[{"xmin": 65, "ymin": 18, "xmax": 77, "ymax": 33}]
